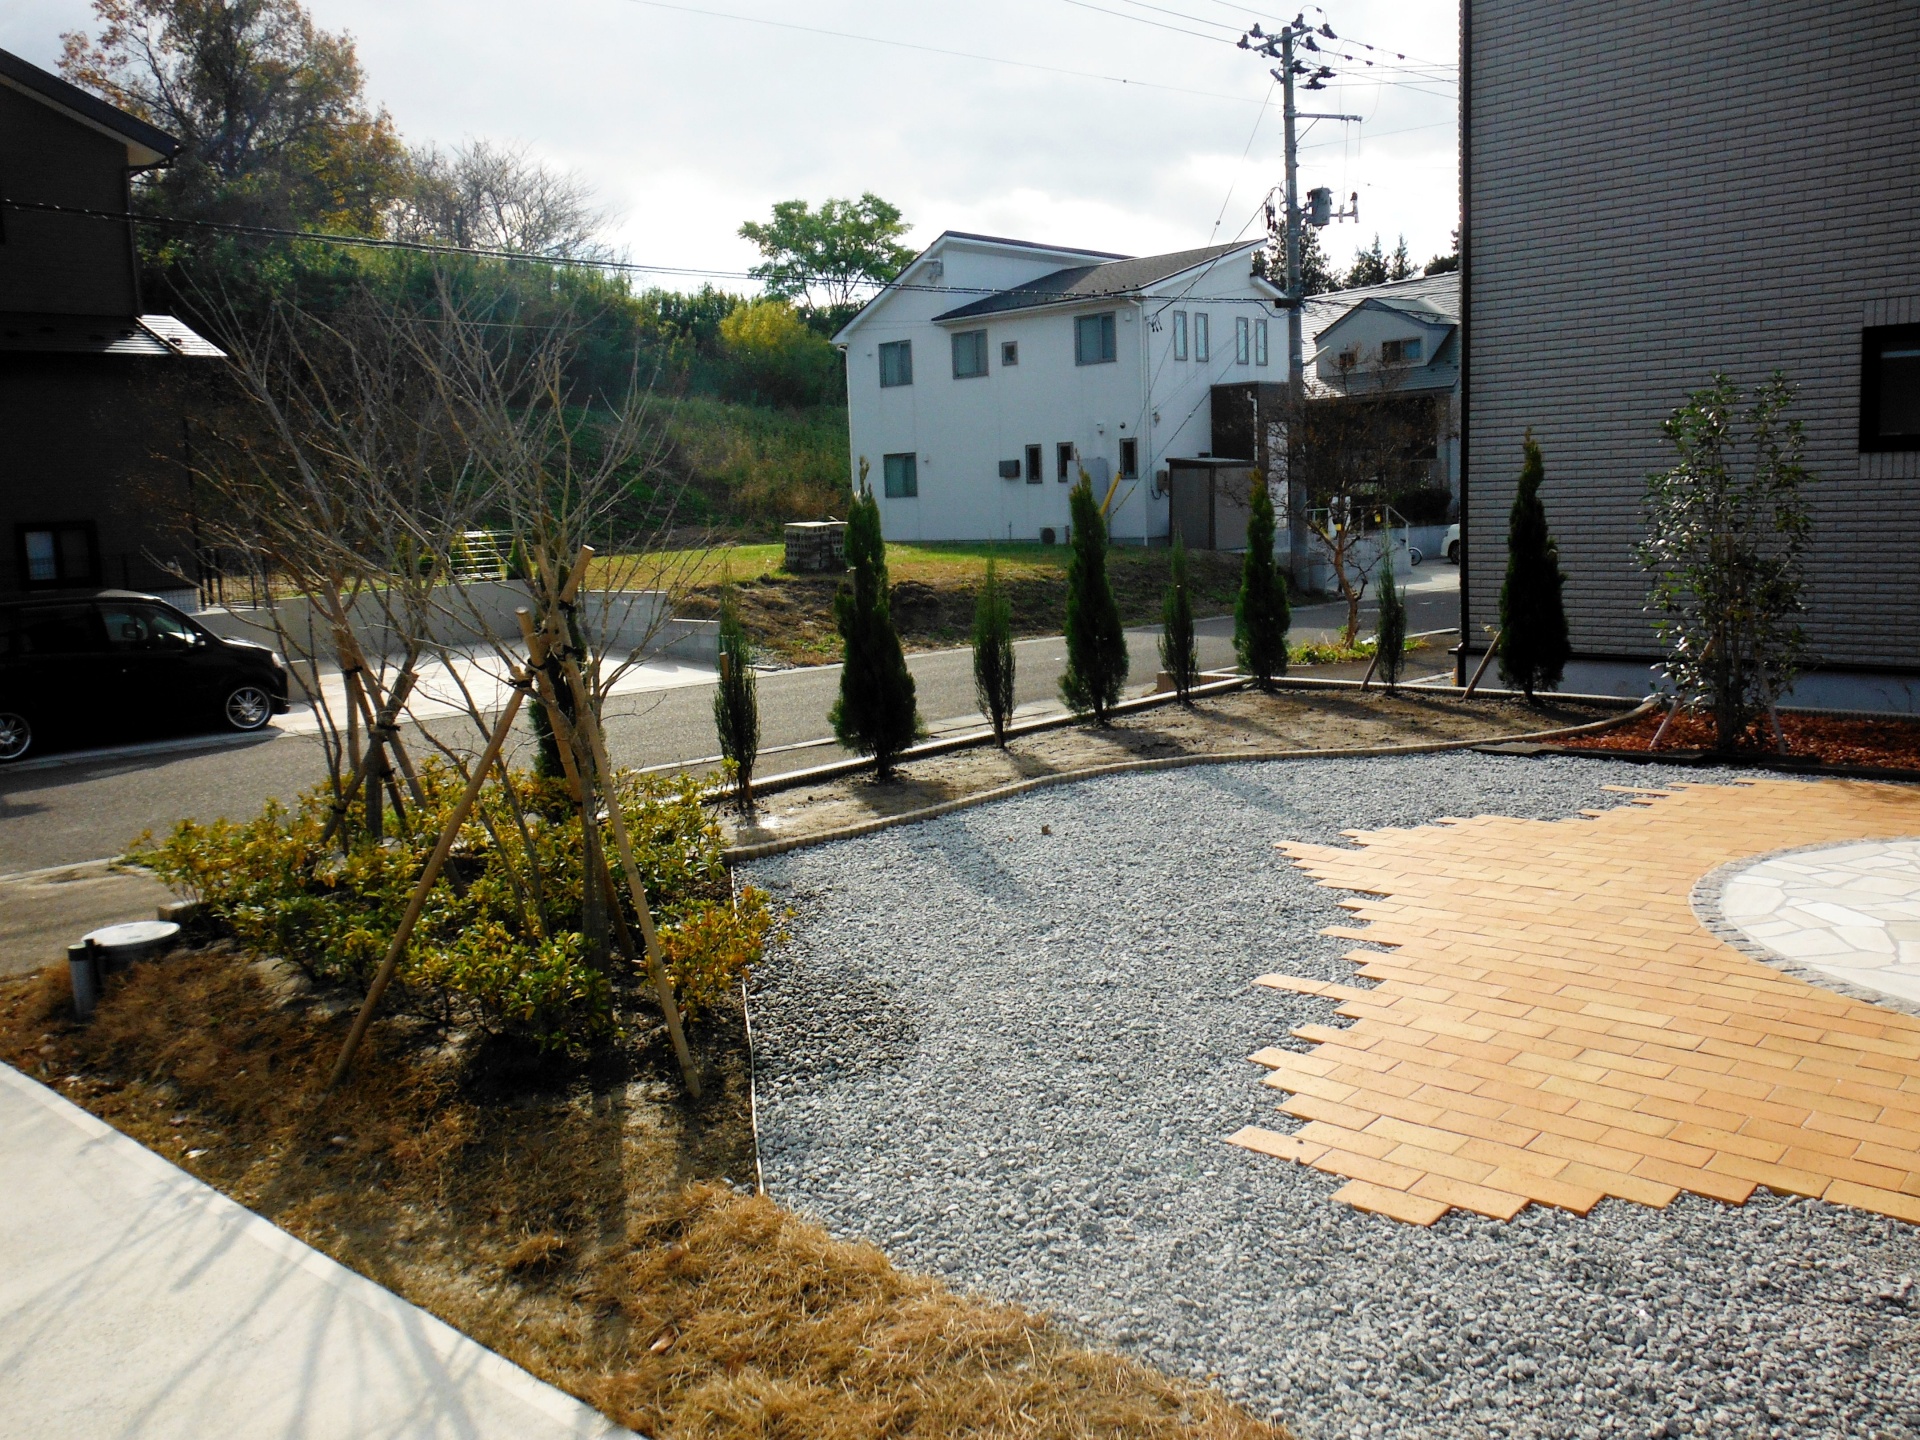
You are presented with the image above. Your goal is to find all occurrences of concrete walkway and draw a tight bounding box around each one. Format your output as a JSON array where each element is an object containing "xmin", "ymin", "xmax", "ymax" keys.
[{"xmin": 0, "ymin": 1063, "xmax": 635, "ymax": 1440}]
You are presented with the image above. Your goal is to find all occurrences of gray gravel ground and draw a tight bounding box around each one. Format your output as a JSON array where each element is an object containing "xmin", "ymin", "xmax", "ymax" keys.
[{"xmin": 744, "ymin": 753, "xmax": 1920, "ymax": 1440}]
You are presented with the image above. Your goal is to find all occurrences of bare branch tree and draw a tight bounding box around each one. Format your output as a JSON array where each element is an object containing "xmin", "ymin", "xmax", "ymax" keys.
[{"xmin": 391, "ymin": 139, "xmax": 614, "ymax": 262}]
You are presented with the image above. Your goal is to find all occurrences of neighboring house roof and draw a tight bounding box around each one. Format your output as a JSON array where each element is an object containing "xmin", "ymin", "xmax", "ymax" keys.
[
  {"xmin": 0, "ymin": 312, "xmax": 224, "ymax": 357},
  {"xmin": 1300, "ymin": 270, "xmax": 1461, "ymax": 353},
  {"xmin": 933, "ymin": 230, "xmax": 1129, "ymax": 261},
  {"xmin": 931, "ymin": 241, "xmax": 1265, "ymax": 322},
  {"xmin": 0, "ymin": 47, "xmax": 180, "ymax": 169}
]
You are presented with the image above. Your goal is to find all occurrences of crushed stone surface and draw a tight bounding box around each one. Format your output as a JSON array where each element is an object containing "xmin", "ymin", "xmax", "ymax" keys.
[{"xmin": 745, "ymin": 754, "xmax": 1920, "ymax": 1440}]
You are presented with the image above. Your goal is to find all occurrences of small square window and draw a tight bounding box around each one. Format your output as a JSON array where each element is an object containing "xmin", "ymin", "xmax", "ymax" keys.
[
  {"xmin": 1193, "ymin": 312, "xmax": 1210, "ymax": 363},
  {"xmin": 1057, "ymin": 442, "xmax": 1074, "ymax": 482},
  {"xmin": 883, "ymin": 452, "xmax": 919, "ymax": 498},
  {"xmin": 1254, "ymin": 319, "xmax": 1269, "ymax": 367},
  {"xmin": 1075, "ymin": 312, "xmax": 1117, "ymax": 365},
  {"xmin": 1172, "ymin": 311, "xmax": 1189, "ymax": 361},
  {"xmin": 1119, "ymin": 438, "xmax": 1139, "ymax": 479},
  {"xmin": 1235, "ymin": 316, "xmax": 1251, "ymax": 365},
  {"xmin": 18, "ymin": 522, "xmax": 98, "ymax": 589},
  {"xmin": 952, "ymin": 329, "xmax": 988, "ymax": 379},
  {"xmin": 1001, "ymin": 340, "xmax": 1019, "ymax": 367},
  {"xmin": 878, "ymin": 340, "xmax": 913, "ymax": 388},
  {"xmin": 1380, "ymin": 336, "xmax": 1424, "ymax": 365},
  {"xmin": 1863, "ymin": 324, "xmax": 1920, "ymax": 452}
]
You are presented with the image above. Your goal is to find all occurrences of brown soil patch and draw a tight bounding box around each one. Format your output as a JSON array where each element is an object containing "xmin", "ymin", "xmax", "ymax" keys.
[
  {"xmin": 0, "ymin": 948, "xmax": 1285, "ymax": 1440},
  {"xmin": 1558, "ymin": 709, "xmax": 1920, "ymax": 771},
  {"xmin": 724, "ymin": 688, "xmax": 1628, "ymax": 853},
  {"xmin": 682, "ymin": 549, "xmax": 1248, "ymax": 666}
]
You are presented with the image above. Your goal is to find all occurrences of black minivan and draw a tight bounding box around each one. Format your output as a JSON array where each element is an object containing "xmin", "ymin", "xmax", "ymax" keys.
[{"xmin": 0, "ymin": 591, "xmax": 291, "ymax": 762}]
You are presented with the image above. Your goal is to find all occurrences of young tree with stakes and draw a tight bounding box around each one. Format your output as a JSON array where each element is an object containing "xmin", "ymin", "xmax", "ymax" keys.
[
  {"xmin": 1059, "ymin": 473, "xmax": 1129, "ymax": 724},
  {"xmin": 1373, "ymin": 547, "xmax": 1407, "ymax": 690},
  {"xmin": 1498, "ymin": 431, "xmax": 1572, "ymax": 701},
  {"xmin": 713, "ymin": 573, "xmax": 760, "ymax": 811},
  {"xmin": 1639, "ymin": 372, "xmax": 1815, "ymax": 751},
  {"xmin": 971, "ymin": 554, "xmax": 1016, "ymax": 744},
  {"xmin": 1235, "ymin": 470, "xmax": 1291, "ymax": 687},
  {"xmin": 1160, "ymin": 530, "xmax": 1199, "ymax": 704},
  {"xmin": 831, "ymin": 475, "xmax": 920, "ymax": 779}
]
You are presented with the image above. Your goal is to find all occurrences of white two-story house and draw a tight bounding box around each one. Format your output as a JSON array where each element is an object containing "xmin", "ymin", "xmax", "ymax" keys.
[{"xmin": 833, "ymin": 230, "xmax": 1287, "ymax": 545}]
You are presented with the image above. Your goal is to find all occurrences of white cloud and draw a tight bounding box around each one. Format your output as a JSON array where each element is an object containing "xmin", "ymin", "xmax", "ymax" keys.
[{"xmin": 3, "ymin": 0, "xmax": 1460, "ymax": 288}]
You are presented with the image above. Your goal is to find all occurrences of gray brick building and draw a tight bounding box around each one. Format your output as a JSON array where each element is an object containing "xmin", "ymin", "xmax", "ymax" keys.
[{"xmin": 1461, "ymin": 0, "xmax": 1920, "ymax": 705}]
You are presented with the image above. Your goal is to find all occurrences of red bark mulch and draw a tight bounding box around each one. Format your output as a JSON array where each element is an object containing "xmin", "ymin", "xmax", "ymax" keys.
[{"xmin": 1557, "ymin": 709, "xmax": 1920, "ymax": 772}]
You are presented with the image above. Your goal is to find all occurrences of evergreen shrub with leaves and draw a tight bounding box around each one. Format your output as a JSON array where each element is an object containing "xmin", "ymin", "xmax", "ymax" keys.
[
  {"xmin": 137, "ymin": 765, "xmax": 770, "ymax": 1052},
  {"xmin": 1234, "ymin": 471, "xmax": 1290, "ymax": 688},
  {"xmin": 1059, "ymin": 475, "xmax": 1128, "ymax": 722}
]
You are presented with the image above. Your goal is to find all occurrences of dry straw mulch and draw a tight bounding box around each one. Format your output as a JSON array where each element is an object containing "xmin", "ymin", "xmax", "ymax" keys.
[{"xmin": 0, "ymin": 949, "xmax": 1286, "ymax": 1440}]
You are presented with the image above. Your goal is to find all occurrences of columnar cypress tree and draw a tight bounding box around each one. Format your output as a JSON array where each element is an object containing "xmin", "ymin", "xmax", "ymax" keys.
[
  {"xmin": 1059, "ymin": 474, "xmax": 1128, "ymax": 723},
  {"xmin": 1498, "ymin": 431, "xmax": 1571, "ymax": 700},
  {"xmin": 712, "ymin": 575, "xmax": 760, "ymax": 811},
  {"xmin": 1160, "ymin": 530, "xmax": 1198, "ymax": 704},
  {"xmin": 831, "ymin": 487, "xmax": 920, "ymax": 779},
  {"xmin": 1234, "ymin": 471, "xmax": 1290, "ymax": 687},
  {"xmin": 1374, "ymin": 542, "xmax": 1407, "ymax": 689},
  {"xmin": 971, "ymin": 554, "xmax": 1016, "ymax": 744}
]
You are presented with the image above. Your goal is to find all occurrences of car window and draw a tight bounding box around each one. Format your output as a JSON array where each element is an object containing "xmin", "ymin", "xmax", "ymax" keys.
[
  {"xmin": 15, "ymin": 604, "xmax": 106, "ymax": 655},
  {"xmin": 100, "ymin": 602, "xmax": 199, "ymax": 651}
]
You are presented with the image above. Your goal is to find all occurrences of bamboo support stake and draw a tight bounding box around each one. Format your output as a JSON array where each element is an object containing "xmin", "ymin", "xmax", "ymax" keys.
[
  {"xmin": 327, "ymin": 668, "xmax": 533, "ymax": 1090},
  {"xmin": 320, "ymin": 669, "xmax": 422, "ymax": 848},
  {"xmin": 1463, "ymin": 627, "xmax": 1502, "ymax": 698}
]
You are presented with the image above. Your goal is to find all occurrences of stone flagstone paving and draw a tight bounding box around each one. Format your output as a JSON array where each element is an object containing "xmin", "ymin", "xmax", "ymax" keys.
[{"xmin": 1227, "ymin": 778, "xmax": 1920, "ymax": 1227}]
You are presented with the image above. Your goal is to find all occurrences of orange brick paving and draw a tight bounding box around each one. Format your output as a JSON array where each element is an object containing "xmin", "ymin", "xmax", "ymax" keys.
[{"xmin": 1226, "ymin": 778, "xmax": 1920, "ymax": 1227}]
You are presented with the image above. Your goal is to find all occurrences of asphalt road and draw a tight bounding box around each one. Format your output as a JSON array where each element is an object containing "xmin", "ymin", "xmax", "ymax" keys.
[{"xmin": 0, "ymin": 571, "xmax": 1460, "ymax": 872}]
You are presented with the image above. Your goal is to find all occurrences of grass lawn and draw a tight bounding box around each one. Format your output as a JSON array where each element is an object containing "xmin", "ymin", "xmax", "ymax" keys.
[{"xmin": 657, "ymin": 542, "xmax": 1248, "ymax": 665}]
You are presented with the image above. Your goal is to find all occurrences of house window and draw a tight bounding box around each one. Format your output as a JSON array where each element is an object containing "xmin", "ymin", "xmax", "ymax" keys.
[
  {"xmin": 1235, "ymin": 316, "xmax": 1251, "ymax": 365},
  {"xmin": 1172, "ymin": 311, "xmax": 1189, "ymax": 361},
  {"xmin": 1025, "ymin": 444, "xmax": 1043, "ymax": 484},
  {"xmin": 883, "ymin": 452, "xmax": 919, "ymax": 498},
  {"xmin": 1193, "ymin": 312, "xmax": 1210, "ymax": 363},
  {"xmin": 1380, "ymin": 336, "xmax": 1424, "ymax": 365},
  {"xmin": 18, "ymin": 523, "xmax": 98, "ymax": 589},
  {"xmin": 1057, "ymin": 442, "xmax": 1074, "ymax": 482},
  {"xmin": 952, "ymin": 329, "xmax": 989, "ymax": 379},
  {"xmin": 1119, "ymin": 438, "xmax": 1139, "ymax": 479},
  {"xmin": 1254, "ymin": 319, "xmax": 1269, "ymax": 367},
  {"xmin": 1001, "ymin": 340, "xmax": 1019, "ymax": 366},
  {"xmin": 1075, "ymin": 312, "xmax": 1117, "ymax": 365},
  {"xmin": 878, "ymin": 340, "xmax": 913, "ymax": 388},
  {"xmin": 1863, "ymin": 324, "xmax": 1920, "ymax": 451}
]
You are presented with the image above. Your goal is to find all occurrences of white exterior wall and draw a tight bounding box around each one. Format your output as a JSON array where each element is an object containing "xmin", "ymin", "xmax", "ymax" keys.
[{"xmin": 841, "ymin": 236, "xmax": 1282, "ymax": 545}]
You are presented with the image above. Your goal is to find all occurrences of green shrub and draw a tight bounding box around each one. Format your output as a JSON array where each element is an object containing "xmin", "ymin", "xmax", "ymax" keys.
[{"xmin": 136, "ymin": 764, "xmax": 770, "ymax": 1052}]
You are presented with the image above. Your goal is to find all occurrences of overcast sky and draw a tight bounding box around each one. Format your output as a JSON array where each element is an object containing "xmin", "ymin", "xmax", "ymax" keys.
[{"xmin": 3, "ymin": 0, "xmax": 1459, "ymax": 291}]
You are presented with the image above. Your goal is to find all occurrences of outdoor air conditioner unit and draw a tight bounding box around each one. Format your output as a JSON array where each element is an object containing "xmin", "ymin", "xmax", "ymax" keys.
[{"xmin": 999, "ymin": 459, "xmax": 1022, "ymax": 479}]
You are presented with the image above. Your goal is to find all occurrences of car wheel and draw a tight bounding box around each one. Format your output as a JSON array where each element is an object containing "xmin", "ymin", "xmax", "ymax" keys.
[
  {"xmin": 223, "ymin": 684, "xmax": 274, "ymax": 732},
  {"xmin": 1447, "ymin": 541, "xmax": 1461, "ymax": 564},
  {"xmin": 1408, "ymin": 546, "xmax": 1424, "ymax": 567},
  {"xmin": 0, "ymin": 711, "xmax": 31, "ymax": 763}
]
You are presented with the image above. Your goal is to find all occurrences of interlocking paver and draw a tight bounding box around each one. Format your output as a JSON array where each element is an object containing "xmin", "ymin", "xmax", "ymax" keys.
[{"xmin": 1224, "ymin": 779, "xmax": 1920, "ymax": 1226}]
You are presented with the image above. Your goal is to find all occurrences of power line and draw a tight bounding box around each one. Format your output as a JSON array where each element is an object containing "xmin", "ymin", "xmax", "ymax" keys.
[
  {"xmin": 619, "ymin": 0, "xmax": 1267, "ymax": 107},
  {"xmin": 4, "ymin": 198, "xmax": 1293, "ymax": 307}
]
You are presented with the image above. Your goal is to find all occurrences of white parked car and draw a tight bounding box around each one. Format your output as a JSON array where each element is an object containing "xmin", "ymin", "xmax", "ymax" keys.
[{"xmin": 1445, "ymin": 523, "xmax": 1461, "ymax": 564}]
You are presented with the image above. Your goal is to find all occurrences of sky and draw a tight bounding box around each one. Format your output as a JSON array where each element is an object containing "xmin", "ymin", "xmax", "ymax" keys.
[{"xmin": 2, "ymin": 0, "xmax": 1460, "ymax": 292}]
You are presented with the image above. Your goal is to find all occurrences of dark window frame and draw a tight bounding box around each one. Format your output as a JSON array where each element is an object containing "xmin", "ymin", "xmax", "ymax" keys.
[
  {"xmin": 1074, "ymin": 312, "xmax": 1117, "ymax": 366},
  {"xmin": 1001, "ymin": 339, "xmax": 1019, "ymax": 367},
  {"xmin": 951, "ymin": 329, "xmax": 989, "ymax": 380},
  {"xmin": 1025, "ymin": 444, "xmax": 1043, "ymax": 484},
  {"xmin": 1119, "ymin": 438, "xmax": 1139, "ymax": 479},
  {"xmin": 1862, "ymin": 323, "xmax": 1920, "ymax": 452},
  {"xmin": 16, "ymin": 520, "xmax": 100, "ymax": 591},
  {"xmin": 1057, "ymin": 442, "xmax": 1075, "ymax": 482},
  {"xmin": 1172, "ymin": 310, "xmax": 1188, "ymax": 361},
  {"xmin": 883, "ymin": 451, "xmax": 919, "ymax": 498},
  {"xmin": 878, "ymin": 340, "xmax": 913, "ymax": 388}
]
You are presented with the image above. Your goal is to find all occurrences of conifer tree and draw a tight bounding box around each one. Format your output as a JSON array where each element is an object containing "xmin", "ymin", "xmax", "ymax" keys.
[
  {"xmin": 1498, "ymin": 431, "xmax": 1571, "ymax": 700},
  {"xmin": 971, "ymin": 554, "xmax": 1016, "ymax": 744},
  {"xmin": 1160, "ymin": 530, "xmax": 1198, "ymax": 704},
  {"xmin": 1059, "ymin": 474, "xmax": 1129, "ymax": 723},
  {"xmin": 1234, "ymin": 472, "xmax": 1290, "ymax": 688},
  {"xmin": 712, "ymin": 574, "xmax": 760, "ymax": 811},
  {"xmin": 831, "ymin": 486, "xmax": 920, "ymax": 778},
  {"xmin": 1374, "ymin": 543, "xmax": 1407, "ymax": 689}
]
